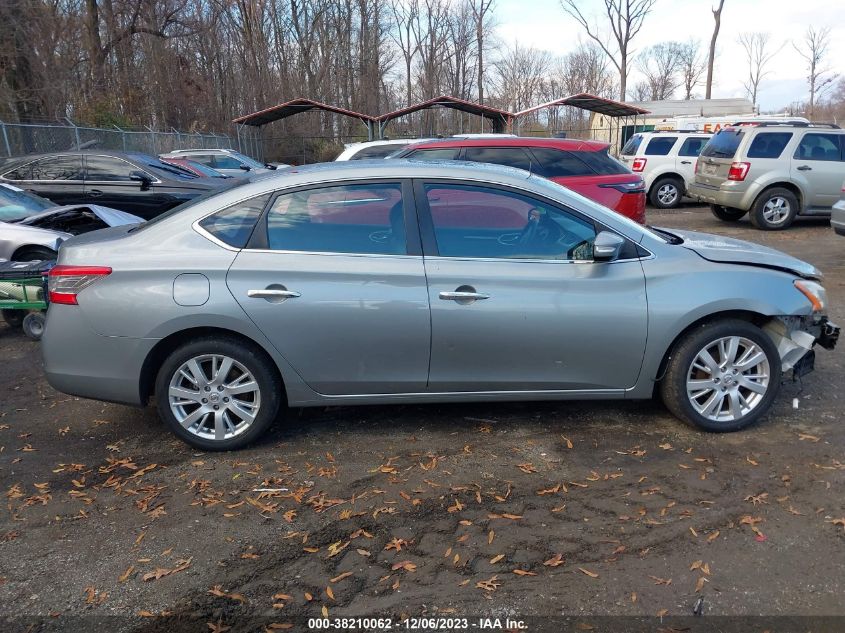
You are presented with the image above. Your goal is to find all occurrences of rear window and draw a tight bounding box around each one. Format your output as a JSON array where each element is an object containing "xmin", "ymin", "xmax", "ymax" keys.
[
  {"xmin": 621, "ymin": 135, "xmax": 643, "ymax": 156},
  {"xmin": 746, "ymin": 132, "xmax": 793, "ymax": 159},
  {"xmin": 701, "ymin": 129, "xmax": 745, "ymax": 159},
  {"xmin": 643, "ymin": 137, "xmax": 677, "ymax": 156}
]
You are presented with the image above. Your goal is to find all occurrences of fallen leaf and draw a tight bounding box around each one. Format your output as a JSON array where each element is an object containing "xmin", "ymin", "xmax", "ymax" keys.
[
  {"xmin": 578, "ymin": 568, "xmax": 599, "ymax": 578},
  {"xmin": 118, "ymin": 565, "xmax": 135, "ymax": 583},
  {"xmin": 543, "ymin": 553, "xmax": 565, "ymax": 567},
  {"xmin": 330, "ymin": 572, "xmax": 352, "ymax": 583},
  {"xmin": 695, "ymin": 576, "xmax": 709, "ymax": 592},
  {"xmin": 489, "ymin": 554, "xmax": 505, "ymax": 564},
  {"xmin": 326, "ymin": 586, "xmax": 334, "ymax": 600},
  {"xmin": 476, "ymin": 575, "xmax": 501, "ymax": 592},
  {"xmin": 512, "ymin": 569, "xmax": 536, "ymax": 576},
  {"xmin": 650, "ymin": 575, "xmax": 672, "ymax": 585},
  {"xmin": 391, "ymin": 560, "xmax": 417, "ymax": 572}
]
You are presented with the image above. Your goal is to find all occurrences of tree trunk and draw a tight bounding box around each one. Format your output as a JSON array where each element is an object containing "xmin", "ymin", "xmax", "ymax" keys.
[
  {"xmin": 477, "ymin": 22, "xmax": 484, "ymax": 104},
  {"xmin": 84, "ymin": 0, "xmax": 107, "ymax": 94},
  {"xmin": 619, "ymin": 50, "xmax": 627, "ymax": 101},
  {"xmin": 705, "ymin": 0, "xmax": 725, "ymax": 100}
]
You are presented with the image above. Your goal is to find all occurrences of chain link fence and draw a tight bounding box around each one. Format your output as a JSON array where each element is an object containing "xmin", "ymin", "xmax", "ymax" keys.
[{"xmin": 0, "ymin": 118, "xmax": 240, "ymax": 159}]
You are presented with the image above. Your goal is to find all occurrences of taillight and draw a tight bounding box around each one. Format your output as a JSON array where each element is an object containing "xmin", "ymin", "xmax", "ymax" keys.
[
  {"xmin": 48, "ymin": 265, "xmax": 112, "ymax": 305},
  {"xmin": 727, "ymin": 162, "xmax": 751, "ymax": 181},
  {"xmin": 631, "ymin": 158, "xmax": 647, "ymax": 172},
  {"xmin": 694, "ymin": 160, "xmax": 699, "ymax": 173}
]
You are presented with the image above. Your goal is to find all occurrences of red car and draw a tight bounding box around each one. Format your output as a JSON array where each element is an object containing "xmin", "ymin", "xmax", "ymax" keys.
[{"xmin": 393, "ymin": 137, "xmax": 646, "ymax": 224}]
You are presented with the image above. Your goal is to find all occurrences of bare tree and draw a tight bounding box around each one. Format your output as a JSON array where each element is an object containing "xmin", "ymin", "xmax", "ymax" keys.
[
  {"xmin": 391, "ymin": 0, "xmax": 422, "ymax": 106},
  {"xmin": 738, "ymin": 32, "xmax": 779, "ymax": 110},
  {"xmin": 492, "ymin": 42, "xmax": 552, "ymax": 113},
  {"xmin": 705, "ymin": 0, "xmax": 725, "ymax": 99},
  {"xmin": 560, "ymin": 0, "xmax": 657, "ymax": 101},
  {"xmin": 631, "ymin": 81, "xmax": 652, "ymax": 102},
  {"xmin": 678, "ymin": 40, "xmax": 706, "ymax": 99},
  {"xmin": 635, "ymin": 42, "xmax": 683, "ymax": 101},
  {"xmin": 793, "ymin": 26, "xmax": 834, "ymax": 119},
  {"xmin": 468, "ymin": 0, "xmax": 494, "ymax": 104}
]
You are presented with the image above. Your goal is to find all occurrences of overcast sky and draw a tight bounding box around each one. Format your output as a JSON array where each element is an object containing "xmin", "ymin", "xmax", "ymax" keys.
[{"xmin": 493, "ymin": 0, "xmax": 844, "ymax": 110}]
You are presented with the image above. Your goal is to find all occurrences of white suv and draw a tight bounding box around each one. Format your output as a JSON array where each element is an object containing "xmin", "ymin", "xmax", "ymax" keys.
[{"xmin": 620, "ymin": 131, "xmax": 712, "ymax": 209}]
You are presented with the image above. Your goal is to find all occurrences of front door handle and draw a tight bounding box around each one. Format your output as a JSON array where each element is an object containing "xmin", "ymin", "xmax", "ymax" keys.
[
  {"xmin": 87, "ymin": 189, "xmax": 103, "ymax": 197},
  {"xmin": 439, "ymin": 284, "xmax": 490, "ymax": 304},
  {"xmin": 796, "ymin": 165, "xmax": 812, "ymax": 171},
  {"xmin": 247, "ymin": 287, "xmax": 301, "ymax": 302},
  {"xmin": 680, "ymin": 160, "xmax": 692, "ymax": 165}
]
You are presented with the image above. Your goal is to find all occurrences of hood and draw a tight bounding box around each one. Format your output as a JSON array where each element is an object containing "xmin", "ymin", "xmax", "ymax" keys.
[
  {"xmin": 19, "ymin": 204, "xmax": 142, "ymax": 227},
  {"xmin": 663, "ymin": 228, "xmax": 822, "ymax": 279}
]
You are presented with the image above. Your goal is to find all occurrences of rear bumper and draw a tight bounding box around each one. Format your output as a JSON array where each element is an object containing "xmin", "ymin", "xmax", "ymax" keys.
[
  {"xmin": 687, "ymin": 183, "xmax": 748, "ymax": 209},
  {"xmin": 832, "ymin": 201, "xmax": 845, "ymax": 236},
  {"xmin": 42, "ymin": 304, "xmax": 156, "ymax": 406}
]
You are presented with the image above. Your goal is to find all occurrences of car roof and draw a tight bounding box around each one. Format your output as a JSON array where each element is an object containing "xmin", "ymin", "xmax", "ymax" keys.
[{"xmin": 403, "ymin": 137, "xmax": 610, "ymax": 152}]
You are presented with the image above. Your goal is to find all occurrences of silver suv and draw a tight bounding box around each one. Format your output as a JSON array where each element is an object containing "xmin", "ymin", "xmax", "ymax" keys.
[{"xmin": 689, "ymin": 122, "xmax": 845, "ymax": 230}]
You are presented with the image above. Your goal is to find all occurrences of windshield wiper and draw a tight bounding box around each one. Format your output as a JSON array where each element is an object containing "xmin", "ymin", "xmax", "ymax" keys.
[{"xmin": 648, "ymin": 226, "xmax": 684, "ymax": 244}]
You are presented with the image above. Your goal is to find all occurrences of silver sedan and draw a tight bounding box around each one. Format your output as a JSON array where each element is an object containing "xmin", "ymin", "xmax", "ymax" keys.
[{"xmin": 41, "ymin": 161, "xmax": 839, "ymax": 450}]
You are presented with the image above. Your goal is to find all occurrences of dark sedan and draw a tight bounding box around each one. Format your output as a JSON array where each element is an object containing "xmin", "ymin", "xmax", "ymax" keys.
[{"xmin": 0, "ymin": 151, "xmax": 225, "ymax": 220}]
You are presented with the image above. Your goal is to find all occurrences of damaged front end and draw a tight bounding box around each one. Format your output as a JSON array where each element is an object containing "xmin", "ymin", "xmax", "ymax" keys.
[{"xmin": 763, "ymin": 315, "xmax": 840, "ymax": 379}]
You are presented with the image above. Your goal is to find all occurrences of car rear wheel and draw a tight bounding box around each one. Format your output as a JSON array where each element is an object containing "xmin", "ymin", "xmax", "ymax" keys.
[
  {"xmin": 2, "ymin": 309, "xmax": 25, "ymax": 328},
  {"xmin": 22, "ymin": 312, "xmax": 46, "ymax": 340},
  {"xmin": 660, "ymin": 319, "xmax": 781, "ymax": 432},
  {"xmin": 750, "ymin": 188, "xmax": 798, "ymax": 230},
  {"xmin": 649, "ymin": 177, "xmax": 683, "ymax": 209},
  {"xmin": 710, "ymin": 204, "xmax": 747, "ymax": 222},
  {"xmin": 155, "ymin": 337, "xmax": 281, "ymax": 451}
]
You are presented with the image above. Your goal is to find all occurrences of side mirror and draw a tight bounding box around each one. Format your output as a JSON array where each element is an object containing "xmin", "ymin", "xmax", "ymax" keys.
[
  {"xmin": 130, "ymin": 170, "xmax": 152, "ymax": 190},
  {"xmin": 593, "ymin": 231, "xmax": 625, "ymax": 262},
  {"xmin": 239, "ymin": 164, "xmax": 251, "ymax": 171},
  {"xmin": 265, "ymin": 163, "xmax": 277, "ymax": 170}
]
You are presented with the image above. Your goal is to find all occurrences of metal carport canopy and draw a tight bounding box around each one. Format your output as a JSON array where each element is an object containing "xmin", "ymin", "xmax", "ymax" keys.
[
  {"xmin": 376, "ymin": 95, "xmax": 513, "ymax": 135},
  {"xmin": 232, "ymin": 98, "xmax": 377, "ymax": 127},
  {"xmin": 514, "ymin": 93, "xmax": 650, "ymax": 118}
]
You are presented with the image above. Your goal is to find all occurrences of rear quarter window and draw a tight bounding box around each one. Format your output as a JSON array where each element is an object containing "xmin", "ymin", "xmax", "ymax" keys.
[
  {"xmin": 350, "ymin": 144, "xmax": 409, "ymax": 160},
  {"xmin": 643, "ymin": 137, "xmax": 677, "ymax": 156},
  {"xmin": 198, "ymin": 193, "xmax": 271, "ymax": 247},
  {"xmin": 746, "ymin": 132, "xmax": 793, "ymax": 159},
  {"xmin": 701, "ymin": 129, "xmax": 745, "ymax": 158},
  {"xmin": 621, "ymin": 135, "xmax": 643, "ymax": 156}
]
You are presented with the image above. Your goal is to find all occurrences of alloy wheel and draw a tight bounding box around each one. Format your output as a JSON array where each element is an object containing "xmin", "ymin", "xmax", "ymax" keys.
[
  {"xmin": 657, "ymin": 183, "xmax": 679, "ymax": 206},
  {"xmin": 685, "ymin": 336, "xmax": 771, "ymax": 423},
  {"xmin": 168, "ymin": 354, "xmax": 261, "ymax": 441},
  {"xmin": 762, "ymin": 197, "xmax": 791, "ymax": 225}
]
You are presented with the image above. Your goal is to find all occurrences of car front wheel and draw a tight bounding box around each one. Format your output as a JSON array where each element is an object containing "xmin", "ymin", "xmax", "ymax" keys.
[
  {"xmin": 660, "ymin": 319, "xmax": 781, "ymax": 432},
  {"xmin": 155, "ymin": 337, "xmax": 281, "ymax": 450}
]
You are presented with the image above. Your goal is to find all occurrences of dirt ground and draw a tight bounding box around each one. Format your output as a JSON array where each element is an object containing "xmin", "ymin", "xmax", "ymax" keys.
[{"xmin": 1, "ymin": 205, "xmax": 843, "ymax": 633}]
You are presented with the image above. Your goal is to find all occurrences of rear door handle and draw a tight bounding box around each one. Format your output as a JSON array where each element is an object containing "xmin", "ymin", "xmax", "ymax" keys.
[
  {"xmin": 247, "ymin": 288, "xmax": 301, "ymax": 300},
  {"xmin": 680, "ymin": 160, "xmax": 692, "ymax": 164},
  {"xmin": 87, "ymin": 189, "xmax": 103, "ymax": 197},
  {"xmin": 796, "ymin": 165, "xmax": 812, "ymax": 171},
  {"xmin": 439, "ymin": 291, "xmax": 490, "ymax": 301}
]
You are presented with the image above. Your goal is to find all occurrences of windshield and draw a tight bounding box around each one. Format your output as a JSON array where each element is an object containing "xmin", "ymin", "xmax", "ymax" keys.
[
  {"xmin": 0, "ymin": 184, "xmax": 53, "ymax": 221},
  {"xmin": 227, "ymin": 151, "xmax": 265, "ymax": 169},
  {"xmin": 700, "ymin": 128, "xmax": 745, "ymax": 159}
]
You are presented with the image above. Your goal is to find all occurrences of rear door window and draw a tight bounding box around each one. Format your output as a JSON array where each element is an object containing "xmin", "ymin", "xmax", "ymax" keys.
[
  {"xmin": 85, "ymin": 156, "xmax": 140, "ymax": 182},
  {"xmin": 794, "ymin": 133, "xmax": 843, "ymax": 161},
  {"xmin": 678, "ymin": 137, "xmax": 709, "ymax": 157},
  {"xmin": 213, "ymin": 155, "xmax": 246, "ymax": 170},
  {"xmin": 746, "ymin": 132, "xmax": 793, "ymax": 159},
  {"xmin": 643, "ymin": 137, "xmax": 677, "ymax": 156},
  {"xmin": 463, "ymin": 147, "xmax": 533, "ymax": 171},
  {"xmin": 701, "ymin": 129, "xmax": 745, "ymax": 158},
  {"xmin": 264, "ymin": 183, "xmax": 406, "ymax": 255}
]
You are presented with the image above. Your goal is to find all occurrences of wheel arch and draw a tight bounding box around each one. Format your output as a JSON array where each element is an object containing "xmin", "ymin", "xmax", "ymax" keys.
[
  {"xmin": 753, "ymin": 181, "xmax": 804, "ymax": 212},
  {"xmin": 11, "ymin": 243, "xmax": 58, "ymax": 261},
  {"xmin": 139, "ymin": 326, "xmax": 287, "ymax": 406},
  {"xmin": 653, "ymin": 309, "xmax": 773, "ymax": 390}
]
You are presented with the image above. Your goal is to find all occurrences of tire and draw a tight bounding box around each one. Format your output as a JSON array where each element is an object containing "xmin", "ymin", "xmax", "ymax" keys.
[
  {"xmin": 710, "ymin": 204, "xmax": 747, "ymax": 222},
  {"xmin": 22, "ymin": 312, "xmax": 46, "ymax": 341},
  {"xmin": 12, "ymin": 246, "xmax": 56, "ymax": 262},
  {"xmin": 749, "ymin": 188, "xmax": 799, "ymax": 230},
  {"xmin": 155, "ymin": 337, "xmax": 281, "ymax": 451},
  {"xmin": 660, "ymin": 319, "xmax": 781, "ymax": 432},
  {"xmin": 649, "ymin": 177, "xmax": 684, "ymax": 209},
  {"xmin": 2, "ymin": 309, "xmax": 25, "ymax": 328}
]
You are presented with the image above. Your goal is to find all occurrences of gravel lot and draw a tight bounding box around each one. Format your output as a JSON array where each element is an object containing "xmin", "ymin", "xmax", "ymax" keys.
[{"xmin": 1, "ymin": 205, "xmax": 843, "ymax": 632}]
